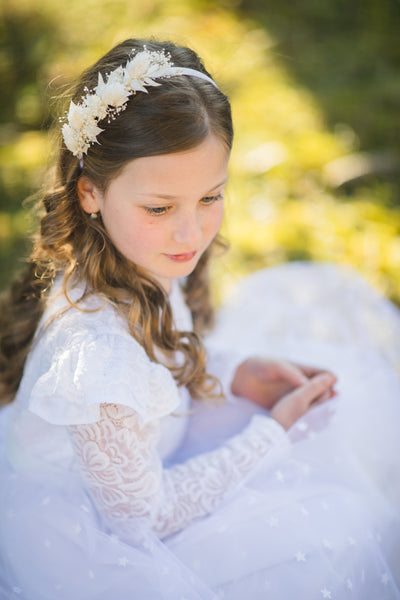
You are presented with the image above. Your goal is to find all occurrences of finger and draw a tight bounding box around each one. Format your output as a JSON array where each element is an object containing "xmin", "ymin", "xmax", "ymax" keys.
[
  {"xmin": 274, "ymin": 361, "xmax": 309, "ymax": 386},
  {"xmin": 312, "ymin": 388, "xmax": 335, "ymax": 405},
  {"xmin": 294, "ymin": 363, "xmax": 338, "ymax": 383},
  {"xmin": 294, "ymin": 363, "xmax": 329, "ymax": 377},
  {"xmin": 286, "ymin": 373, "xmax": 336, "ymax": 407}
]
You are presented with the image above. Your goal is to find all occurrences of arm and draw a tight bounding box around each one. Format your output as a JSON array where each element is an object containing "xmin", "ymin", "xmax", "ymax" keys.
[{"xmin": 68, "ymin": 403, "xmax": 288, "ymax": 541}]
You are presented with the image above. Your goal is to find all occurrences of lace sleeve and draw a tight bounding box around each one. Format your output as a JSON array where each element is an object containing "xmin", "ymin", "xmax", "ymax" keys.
[{"xmin": 68, "ymin": 403, "xmax": 288, "ymax": 541}]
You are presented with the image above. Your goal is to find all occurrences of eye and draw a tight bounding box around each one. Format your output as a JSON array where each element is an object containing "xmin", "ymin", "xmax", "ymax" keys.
[
  {"xmin": 201, "ymin": 193, "xmax": 223, "ymax": 205},
  {"xmin": 144, "ymin": 205, "xmax": 171, "ymax": 216}
]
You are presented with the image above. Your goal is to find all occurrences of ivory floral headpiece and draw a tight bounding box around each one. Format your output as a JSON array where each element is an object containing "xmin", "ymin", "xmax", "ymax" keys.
[{"xmin": 61, "ymin": 48, "xmax": 218, "ymax": 165}]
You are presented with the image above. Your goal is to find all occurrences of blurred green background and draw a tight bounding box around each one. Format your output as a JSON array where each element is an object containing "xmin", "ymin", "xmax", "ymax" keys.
[{"xmin": 1, "ymin": 0, "xmax": 400, "ymax": 303}]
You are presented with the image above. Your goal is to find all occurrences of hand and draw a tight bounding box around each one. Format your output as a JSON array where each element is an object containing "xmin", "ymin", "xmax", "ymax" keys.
[
  {"xmin": 231, "ymin": 357, "xmax": 337, "ymax": 411},
  {"xmin": 269, "ymin": 372, "xmax": 337, "ymax": 430}
]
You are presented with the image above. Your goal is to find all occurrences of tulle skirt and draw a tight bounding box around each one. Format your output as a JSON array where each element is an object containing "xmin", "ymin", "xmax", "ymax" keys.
[{"xmin": 1, "ymin": 262, "xmax": 400, "ymax": 599}]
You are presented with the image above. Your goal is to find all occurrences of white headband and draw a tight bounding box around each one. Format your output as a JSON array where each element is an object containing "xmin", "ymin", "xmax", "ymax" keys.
[{"xmin": 61, "ymin": 49, "xmax": 219, "ymax": 164}]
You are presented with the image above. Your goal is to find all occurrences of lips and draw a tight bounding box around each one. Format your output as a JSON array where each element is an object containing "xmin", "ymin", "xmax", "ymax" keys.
[{"xmin": 163, "ymin": 251, "xmax": 197, "ymax": 263}]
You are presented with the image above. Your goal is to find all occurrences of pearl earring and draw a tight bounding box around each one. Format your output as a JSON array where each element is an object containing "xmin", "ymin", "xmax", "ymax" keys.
[{"xmin": 90, "ymin": 212, "xmax": 98, "ymax": 220}]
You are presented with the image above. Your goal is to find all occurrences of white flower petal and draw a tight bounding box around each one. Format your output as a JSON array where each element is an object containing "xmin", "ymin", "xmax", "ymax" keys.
[
  {"xmin": 67, "ymin": 102, "xmax": 86, "ymax": 130},
  {"xmin": 95, "ymin": 72, "xmax": 107, "ymax": 96},
  {"xmin": 126, "ymin": 52, "xmax": 152, "ymax": 79},
  {"xmin": 124, "ymin": 77, "xmax": 148, "ymax": 93},
  {"xmin": 84, "ymin": 94, "xmax": 107, "ymax": 120},
  {"xmin": 143, "ymin": 77, "xmax": 161, "ymax": 87},
  {"xmin": 82, "ymin": 120, "xmax": 103, "ymax": 141},
  {"xmin": 97, "ymin": 82, "xmax": 128, "ymax": 107},
  {"xmin": 107, "ymin": 66, "xmax": 124, "ymax": 85},
  {"xmin": 62, "ymin": 123, "xmax": 81, "ymax": 155}
]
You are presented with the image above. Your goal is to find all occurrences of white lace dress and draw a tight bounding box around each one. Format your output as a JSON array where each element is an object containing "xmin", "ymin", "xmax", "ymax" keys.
[{"xmin": 0, "ymin": 262, "xmax": 399, "ymax": 600}]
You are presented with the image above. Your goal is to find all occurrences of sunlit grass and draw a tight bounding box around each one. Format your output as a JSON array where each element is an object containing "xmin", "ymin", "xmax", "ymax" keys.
[{"xmin": 1, "ymin": 0, "xmax": 400, "ymax": 305}]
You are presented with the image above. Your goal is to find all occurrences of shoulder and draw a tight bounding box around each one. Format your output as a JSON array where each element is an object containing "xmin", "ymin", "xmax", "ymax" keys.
[
  {"xmin": 18, "ymin": 280, "xmax": 181, "ymax": 426},
  {"xmin": 38, "ymin": 276, "xmax": 130, "ymax": 341}
]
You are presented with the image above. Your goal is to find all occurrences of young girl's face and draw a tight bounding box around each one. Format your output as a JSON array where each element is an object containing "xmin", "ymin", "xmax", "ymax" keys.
[{"xmin": 84, "ymin": 134, "xmax": 229, "ymax": 293}]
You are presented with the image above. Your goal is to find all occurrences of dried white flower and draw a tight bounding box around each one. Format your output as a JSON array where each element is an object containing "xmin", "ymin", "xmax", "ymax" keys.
[
  {"xmin": 84, "ymin": 93, "xmax": 108, "ymax": 121},
  {"xmin": 107, "ymin": 66, "xmax": 125, "ymax": 86},
  {"xmin": 67, "ymin": 102, "xmax": 87, "ymax": 131},
  {"xmin": 95, "ymin": 73, "xmax": 127, "ymax": 108},
  {"xmin": 61, "ymin": 48, "xmax": 218, "ymax": 160},
  {"xmin": 82, "ymin": 119, "xmax": 103, "ymax": 143},
  {"xmin": 62, "ymin": 123, "xmax": 81, "ymax": 156}
]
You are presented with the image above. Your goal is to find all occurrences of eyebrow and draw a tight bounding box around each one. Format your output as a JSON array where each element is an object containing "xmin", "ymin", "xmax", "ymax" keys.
[{"xmin": 138, "ymin": 178, "xmax": 228, "ymax": 200}]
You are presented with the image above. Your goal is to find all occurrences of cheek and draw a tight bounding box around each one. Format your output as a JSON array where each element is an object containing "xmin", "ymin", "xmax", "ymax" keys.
[
  {"xmin": 102, "ymin": 209, "xmax": 157, "ymax": 256},
  {"xmin": 208, "ymin": 203, "xmax": 224, "ymax": 234},
  {"xmin": 131, "ymin": 222, "xmax": 166, "ymax": 252}
]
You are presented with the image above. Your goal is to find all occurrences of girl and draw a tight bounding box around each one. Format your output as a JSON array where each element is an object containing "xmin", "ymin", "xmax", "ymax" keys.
[{"xmin": 0, "ymin": 38, "xmax": 399, "ymax": 600}]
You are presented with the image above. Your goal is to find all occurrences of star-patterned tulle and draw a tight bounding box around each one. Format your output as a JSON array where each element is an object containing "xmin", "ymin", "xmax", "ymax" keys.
[{"xmin": 0, "ymin": 262, "xmax": 399, "ymax": 599}]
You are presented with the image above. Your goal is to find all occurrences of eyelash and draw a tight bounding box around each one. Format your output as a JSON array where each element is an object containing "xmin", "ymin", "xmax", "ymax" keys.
[
  {"xmin": 201, "ymin": 193, "xmax": 223, "ymax": 205},
  {"xmin": 144, "ymin": 194, "xmax": 223, "ymax": 216},
  {"xmin": 144, "ymin": 206, "xmax": 171, "ymax": 216}
]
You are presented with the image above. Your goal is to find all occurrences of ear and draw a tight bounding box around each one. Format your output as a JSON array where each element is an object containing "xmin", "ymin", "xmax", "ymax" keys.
[{"xmin": 77, "ymin": 176, "xmax": 102, "ymax": 214}]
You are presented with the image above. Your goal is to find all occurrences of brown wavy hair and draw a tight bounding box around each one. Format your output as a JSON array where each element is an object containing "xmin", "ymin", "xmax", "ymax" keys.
[{"xmin": 0, "ymin": 38, "xmax": 233, "ymax": 406}]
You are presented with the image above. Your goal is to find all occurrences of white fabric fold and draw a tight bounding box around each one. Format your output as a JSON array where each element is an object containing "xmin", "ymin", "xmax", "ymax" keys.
[{"xmin": 29, "ymin": 331, "xmax": 181, "ymax": 425}]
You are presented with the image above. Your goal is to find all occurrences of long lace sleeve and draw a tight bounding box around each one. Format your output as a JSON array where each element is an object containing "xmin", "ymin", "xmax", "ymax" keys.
[{"xmin": 68, "ymin": 403, "xmax": 288, "ymax": 541}]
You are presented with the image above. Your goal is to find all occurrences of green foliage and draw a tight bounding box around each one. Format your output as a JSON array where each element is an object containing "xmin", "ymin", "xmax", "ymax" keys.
[{"xmin": 1, "ymin": 0, "xmax": 400, "ymax": 305}]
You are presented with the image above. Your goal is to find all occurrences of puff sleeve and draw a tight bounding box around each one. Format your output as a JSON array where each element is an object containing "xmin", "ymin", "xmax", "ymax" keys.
[{"xmin": 28, "ymin": 331, "xmax": 181, "ymax": 425}]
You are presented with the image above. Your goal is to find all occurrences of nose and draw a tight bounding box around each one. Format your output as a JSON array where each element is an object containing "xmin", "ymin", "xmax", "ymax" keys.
[{"xmin": 173, "ymin": 209, "xmax": 202, "ymax": 246}]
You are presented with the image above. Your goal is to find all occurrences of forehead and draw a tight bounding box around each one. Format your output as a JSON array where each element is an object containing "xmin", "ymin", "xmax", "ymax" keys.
[{"xmin": 113, "ymin": 134, "xmax": 230, "ymax": 194}]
